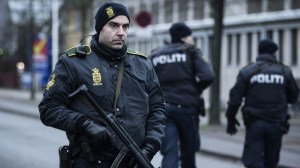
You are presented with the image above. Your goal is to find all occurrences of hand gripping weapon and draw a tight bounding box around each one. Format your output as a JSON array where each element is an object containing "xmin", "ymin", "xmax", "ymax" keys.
[{"xmin": 68, "ymin": 84, "xmax": 154, "ymax": 168}]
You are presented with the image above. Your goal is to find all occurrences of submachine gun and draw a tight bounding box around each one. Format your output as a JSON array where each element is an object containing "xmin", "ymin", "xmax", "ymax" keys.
[{"xmin": 67, "ymin": 84, "xmax": 154, "ymax": 168}]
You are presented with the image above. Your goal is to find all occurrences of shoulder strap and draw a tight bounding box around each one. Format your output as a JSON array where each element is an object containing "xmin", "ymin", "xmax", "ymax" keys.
[
  {"xmin": 113, "ymin": 61, "xmax": 124, "ymax": 113},
  {"xmin": 247, "ymin": 62, "xmax": 273, "ymax": 80}
]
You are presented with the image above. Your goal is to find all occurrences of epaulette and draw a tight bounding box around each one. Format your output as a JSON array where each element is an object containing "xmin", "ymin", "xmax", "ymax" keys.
[
  {"xmin": 127, "ymin": 48, "xmax": 147, "ymax": 58},
  {"xmin": 245, "ymin": 61, "xmax": 254, "ymax": 67},
  {"xmin": 180, "ymin": 44, "xmax": 196, "ymax": 51},
  {"xmin": 278, "ymin": 61, "xmax": 288, "ymax": 67},
  {"xmin": 65, "ymin": 45, "xmax": 91, "ymax": 57}
]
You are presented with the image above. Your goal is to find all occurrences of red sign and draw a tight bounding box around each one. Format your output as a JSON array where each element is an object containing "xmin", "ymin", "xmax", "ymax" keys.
[{"xmin": 135, "ymin": 11, "xmax": 152, "ymax": 28}]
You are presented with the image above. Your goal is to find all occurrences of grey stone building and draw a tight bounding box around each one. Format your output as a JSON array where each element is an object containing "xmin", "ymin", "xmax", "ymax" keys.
[{"xmin": 93, "ymin": 0, "xmax": 300, "ymax": 108}]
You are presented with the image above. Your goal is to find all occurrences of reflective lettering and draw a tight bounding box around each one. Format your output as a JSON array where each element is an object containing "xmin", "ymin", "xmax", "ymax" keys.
[
  {"xmin": 152, "ymin": 54, "xmax": 186, "ymax": 66},
  {"xmin": 250, "ymin": 74, "xmax": 284, "ymax": 84}
]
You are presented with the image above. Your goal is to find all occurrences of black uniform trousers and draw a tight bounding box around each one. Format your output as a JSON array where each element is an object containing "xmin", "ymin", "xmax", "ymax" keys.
[
  {"xmin": 242, "ymin": 120, "xmax": 283, "ymax": 168},
  {"xmin": 160, "ymin": 103, "xmax": 197, "ymax": 168}
]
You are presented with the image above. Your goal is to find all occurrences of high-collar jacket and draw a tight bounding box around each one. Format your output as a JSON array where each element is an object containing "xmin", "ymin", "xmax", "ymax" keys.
[{"xmin": 39, "ymin": 37, "xmax": 166, "ymax": 160}]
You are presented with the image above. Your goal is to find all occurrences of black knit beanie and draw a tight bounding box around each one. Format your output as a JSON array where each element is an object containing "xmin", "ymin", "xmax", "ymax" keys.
[
  {"xmin": 169, "ymin": 22, "xmax": 192, "ymax": 43},
  {"xmin": 95, "ymin": 2, "xmax": 130, "ymax": 35},
  {"xmin": 258, "ymin": 39, "xmax": 278, "ymax": 54}
]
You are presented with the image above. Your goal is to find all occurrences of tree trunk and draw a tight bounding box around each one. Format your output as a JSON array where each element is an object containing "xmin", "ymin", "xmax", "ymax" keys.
[{"xmin": 209, "ymin": 0, "xmax": 224, "ymax": 125}]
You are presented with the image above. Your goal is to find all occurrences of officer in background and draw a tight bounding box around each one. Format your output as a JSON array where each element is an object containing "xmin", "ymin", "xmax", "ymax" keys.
[
  {"xmin": 150, "ymin": 22, "xmax": 215, "ymax": 168},
  {"xmin": 39, "ymin": 2, "xmax": 166, "ymax": 168},
  {"xmin": 226, "ymin": 39, "xmax": 299, "ymax": 168}
]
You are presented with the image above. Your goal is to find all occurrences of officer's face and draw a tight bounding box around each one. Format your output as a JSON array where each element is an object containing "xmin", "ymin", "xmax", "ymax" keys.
[
  {"xmin": 181, "ymin": 35, "xmax": 194, "ymax": 45},
  {"xmin": 98, "ymin": 16, "xmax": 129, "ymax": 50}
]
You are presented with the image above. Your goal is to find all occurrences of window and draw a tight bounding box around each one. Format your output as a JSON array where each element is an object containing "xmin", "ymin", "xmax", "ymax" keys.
[
  {"xmin": 164, "ymin": 0, "xmax": 173, "ymax": 23},
  {"xmin": 247, "ymin": 0, "xmax": 262, "ymax": 14},
  {"xmin": 292, "ymin": 0, "xmax": 300, "ymax": 9},
  {"xmin": 151, "ymin": 2, "xmax": 159, "ymax": 24},
  {"xmin": 179, "ymin": 0, "xmax": 188, "ymax": 21},
  {"xmin": 257, "ymin": 31, "xmax": 262, "ymax": 42},
  {"xmin": 194, "ymin": 0, "xmax": 204, "ymax": 19},
  {"xmin": 267, "ymin": 0, "xmax": 283, "ymax": 11},
  {"xmin": 267, "ymin": 30, "xmax": 273, "ymax": 39}
]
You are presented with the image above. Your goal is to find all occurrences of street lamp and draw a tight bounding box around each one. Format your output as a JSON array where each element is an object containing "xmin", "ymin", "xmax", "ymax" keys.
[
  {"xmin": 16, "ymin": 61, "xmax": 25, "ymax": 89},
  {"xmin": 16, "ymin": 62, "xmax": 25, "ymax": 74}
]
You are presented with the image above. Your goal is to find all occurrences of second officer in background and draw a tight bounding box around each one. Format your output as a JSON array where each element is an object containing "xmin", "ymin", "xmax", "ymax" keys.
[
  {"xmin": 150, "ymin": 22, "xmax": 215, "ymax": 168},
  {"xmin": 226, "ymin": 39, "xmax": 299, "ymax": 168}
]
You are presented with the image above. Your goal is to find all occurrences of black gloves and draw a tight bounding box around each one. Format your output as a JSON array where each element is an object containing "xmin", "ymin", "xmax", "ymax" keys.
[
  {"xmin": 280, "ymin": 113, "xmax": 291, "ymax": 134},
  {"xmin": 77, "ymin": 118, "xmax": 110, "ymax": 145},
  {"xmin": 226, "ymin": 105, "xmax": 240, "ymax": 135},
  {"xmin": 226, "ymin": 117, "xmax": 240, "ymax": 135},
  {"xmin": 140, "ymin": 141, "xmax": 158, "ymax": 161},
  {"xmin": 198, "ymin": 97, "xmax": 206, "ymax": 117},
  {"xmin": 127, "ymin": 139, "xmax": 159, "ymax": 167}
]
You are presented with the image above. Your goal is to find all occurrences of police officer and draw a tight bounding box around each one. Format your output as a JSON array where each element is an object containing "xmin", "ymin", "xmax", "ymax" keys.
[
  {"xmin": 150, "ymin": 22, "xmax": 215, "ymax": 168},
  {"xmin": 38, "ymin": 2, "xmax": 166, "ymax": 168},
  {"xmin": 226, "ymin": 39, "xmax": 299, "ymax": 168}
]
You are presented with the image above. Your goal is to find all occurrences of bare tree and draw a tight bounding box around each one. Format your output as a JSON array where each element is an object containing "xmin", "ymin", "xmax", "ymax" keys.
[
  {"xmin": 10, "ymin": 0, "xmax": 52, "ymax": 98},
  {"xmin": 62, "ymin": 0, "xmax": 94, "ymax": 41}
]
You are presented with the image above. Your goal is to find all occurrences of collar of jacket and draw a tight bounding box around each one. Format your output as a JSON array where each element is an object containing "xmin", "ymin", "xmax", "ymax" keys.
[
  {"xmin": 90, "ymin": 34, "xmax": 127, "ymax": 62},
  {"xmin": 256, "ymin": 53, "xmax": 277, "ymax": 63}
]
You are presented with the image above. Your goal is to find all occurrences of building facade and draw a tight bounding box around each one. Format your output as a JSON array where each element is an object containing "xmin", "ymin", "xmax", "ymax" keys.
[{"xmin": 96, "ymin": 0, "xmax": 300, "ymax": 108}]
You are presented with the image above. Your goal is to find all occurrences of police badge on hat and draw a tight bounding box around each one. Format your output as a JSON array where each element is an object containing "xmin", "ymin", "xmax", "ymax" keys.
[{"xmin": 105, "ymin": 6, "xmax": 115, "ymax": 18}]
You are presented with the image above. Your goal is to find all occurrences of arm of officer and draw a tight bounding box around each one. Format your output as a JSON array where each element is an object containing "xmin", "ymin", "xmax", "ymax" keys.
[
  {"xmin": 226, "ymin": 72, "xmax": 246, "ymax": 135},
  {"xmin": 284, "ymin": 67, "xmax": 300, "ymax": 104},
  {"xmin": 38, "ymin": 56, "xmax": 88, "ymax": 134},
  {"xmin": 144, "ymin": 65, "xmax": 166, "ymax": 158},
  {"xmin": 193, "ymin": 48, "xmax": 215, "ymax": 90}
]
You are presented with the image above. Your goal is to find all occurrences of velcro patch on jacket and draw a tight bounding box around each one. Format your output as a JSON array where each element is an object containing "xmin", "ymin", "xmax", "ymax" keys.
[
  {"xmin": 65, "ymin": 45, "xmax": 91, "ymax": 57},
  {"xmin": 127, "ymin": 48, "xmax": 147, "ymax": 58}
]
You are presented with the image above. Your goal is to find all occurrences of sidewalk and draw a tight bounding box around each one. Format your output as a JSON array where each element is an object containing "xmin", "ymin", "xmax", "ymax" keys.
[{"xmin": 0, "ymin": 88, "xmax": 299, "ymax": 168}]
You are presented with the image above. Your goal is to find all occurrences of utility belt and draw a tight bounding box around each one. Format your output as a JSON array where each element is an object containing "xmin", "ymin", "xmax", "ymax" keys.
[
  {"xmin": 166, "ymin": 102, "xmax": 186, "ymax": 108},
  {"xmin": 59, "ymin": 145, "xmax": 72, "ymax": 168},
  {"xmin": 242, "ymin": 110, "xmax": 257, "ymax": 127},
  {"xmin": 166, "ymin": 100, "xmax": 204, "ymax": 116},
  {"xmin": 59, "ymin": 142, "xmax": 119, "ymax": 168},
  {"xmin": 242, "ymin": 110, "xmax": 291, "ymax": 134}
]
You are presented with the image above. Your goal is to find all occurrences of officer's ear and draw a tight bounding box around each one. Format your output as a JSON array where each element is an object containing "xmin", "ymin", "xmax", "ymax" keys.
[{"xmin": 181, "ymin": 36, "xmax": 194, "ymax": 45}]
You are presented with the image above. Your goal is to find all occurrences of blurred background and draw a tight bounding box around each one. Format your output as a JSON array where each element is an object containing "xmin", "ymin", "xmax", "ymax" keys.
[
  {"xmin": 0, "ymin": 0, "xmax": 300, "ymax": 167},
  {"xmin": 1, "ymin": 0, "xmax": 299, "ymax": 123}
]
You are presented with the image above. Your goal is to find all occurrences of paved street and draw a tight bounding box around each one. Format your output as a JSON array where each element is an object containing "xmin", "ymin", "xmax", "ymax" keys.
[
  {"xmin": 0, "ymin": 88, "xmax": 299, "ymax": 168},
  {"xmin": 0, "ymin": 111, "xmax": 244, "ymax": 168},
  {"xmin": 0, "ymin": 111, "xmax": 68, "ymax": 168}
]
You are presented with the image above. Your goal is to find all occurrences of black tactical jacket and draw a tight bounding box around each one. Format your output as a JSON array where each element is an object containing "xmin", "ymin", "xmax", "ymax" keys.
[
  {"xmin": 39, "ymin": 36, "xmax": 166, "ymax": 160},
  {"xmin": 228, "ymin": 54, "xmax": 299, "ymax": 122},
  {"xmin": 149, "ymin": 43, "xmax": 215, "ymax": 106}
]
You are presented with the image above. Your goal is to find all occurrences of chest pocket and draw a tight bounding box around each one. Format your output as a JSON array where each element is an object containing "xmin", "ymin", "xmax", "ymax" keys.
[{"xmin": 124, "ymin": 63, "xmax": 148, "ymax": 100}]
